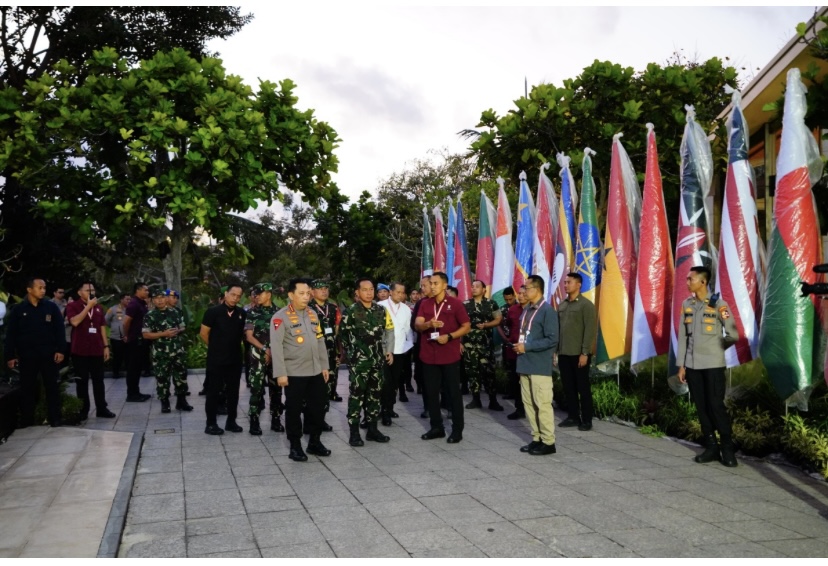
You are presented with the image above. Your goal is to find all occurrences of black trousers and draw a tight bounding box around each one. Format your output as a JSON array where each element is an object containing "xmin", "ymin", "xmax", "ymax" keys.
[
  {"xmin": 110, "ymin": 339, "xmax": 126, "ymax": 377},
  {"xmin": 686, "ymin": 367, "xmax": 732, "ymax": 444},
  {"xmin": 413, "ymin": 341, "xmax": 424, "ymax": 394},
  {"xmin": 73, "ymin": 355, "xmax": 107, "ymax": 415},
  {"xmin": 284, "ymin": 374, "xmax": 326, "ymax": 441},
  {"xmin": 18, "ymin": 355, "xmax": 61, "ymax": 426},
  {"xmin": 504, "ymin": 356, "xmax": 522, "ymax": 411},
  {"xmin": 423, "ymin": 361, "xmax": 464, "ymax": 433},
  {"xmin": 126, "ymin": 339, "xmax": 147, "ymax": 396},
  {"xmin": 206, "ymin": 362, "xmax": 241, "ymax": 425},
  {"xmin": 560, "ymin": 354, "xmax": 593, "ymax": 424},
  {"xmin": 381, "ymin": 350, "xmax": 410, "ymax": 412}
]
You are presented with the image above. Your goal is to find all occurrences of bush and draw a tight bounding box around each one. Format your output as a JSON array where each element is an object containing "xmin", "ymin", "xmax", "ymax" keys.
[
  {"xmin": 783, "ymin": 414, "xmax": 828, "ymax": 480},
  {"xmin": 33, "ymin": 379, "xmax": 84, "ymax": 425},
  {"xmin": 727, "ymin": 401, "xmax": 781, "ymax": 456}
]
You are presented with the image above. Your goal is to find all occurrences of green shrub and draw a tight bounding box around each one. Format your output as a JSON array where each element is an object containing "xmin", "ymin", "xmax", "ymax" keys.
[
  {"xmin": 639, "ymin": 424, "xmax": 665, "ymax": 437},
  {"xmin": 32, "ymin": 379, "xmax": 84, "ymax": 425},
  {"xmin": 727, "ymin": 401, "xmax": 781, "ymax": 456},
  {"xmin": 783, "ymin": 414, "xmax": 828, "ymax": 480},
  {"xmin": 653, "ymin": 394, "xmax": 702, "ymax": 442}
]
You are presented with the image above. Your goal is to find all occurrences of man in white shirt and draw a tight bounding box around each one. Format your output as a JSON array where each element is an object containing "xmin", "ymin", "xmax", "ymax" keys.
[{"xmin": 378, "ymin": 282, "xmax": 414, "ymax": 426}]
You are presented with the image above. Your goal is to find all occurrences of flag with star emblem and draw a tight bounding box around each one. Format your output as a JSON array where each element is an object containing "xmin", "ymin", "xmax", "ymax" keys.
[
  {"xmin": 575, "ymin": 148, "xmax": 601, "ymax": 304},
  {"xmin": 513, "ymin": 171, "xmax": 536, "ymax": 292}
]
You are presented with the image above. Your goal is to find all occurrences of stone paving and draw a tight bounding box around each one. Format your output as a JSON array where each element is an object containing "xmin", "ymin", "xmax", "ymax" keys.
[{"xmin": 4, "ymin": 369, "xmax": 828, "ymax": 557}]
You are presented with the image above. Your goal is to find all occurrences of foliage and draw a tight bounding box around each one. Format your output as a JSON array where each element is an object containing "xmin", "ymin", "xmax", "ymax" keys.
[
  {"xmin": 783, "ymin": 414, "xmax": 828, "ymax": 480},
  {"xmin": 727, "ymin": 401, "xmax": 781, "ymax": 456},
  {"xmin": 32, "ymin": 378, "xmax": 84, "ymax": 425},
  {"xmin": 638, "ymin": 424, "xmax": 665, "ymax": 438},
  {"xmin": 591, "ymin": 378, "xmax": 643, "ymax": 424}
]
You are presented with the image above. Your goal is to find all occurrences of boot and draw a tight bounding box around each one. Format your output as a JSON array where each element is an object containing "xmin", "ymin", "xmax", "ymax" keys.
[
  {"xmin": 307, "ymin": 434, "xmax": 331, "ymax": 457},
  {"xmin": 720, "ymin": 442, "xmax": 738, "ymax": 468},
  {"xmin": 271, "ymin": 415, "xmax": 284, "ymax": 432},
  {"xmin": 381, "ymin": 411, "xmax": 392, "ymax": 426},
  {"xmin": 488, "ymin": 394, "xmax": 504, "ymax": 411},
  {"xmin": 160, "ymin": 398, "xmax": 171, "ymax": 413},
  {"xmin": 175, "ymin": 395, "xmax": 193, "ymax": 412},
  {"xmin": 349, "ymin": 423, "xmax": 364, "ymax": 447},
  {"xmin": 465, "ymin": 393, "xmax": 482, "ymax": 409},
  {"xmin": 366, "ymin": 421, "xmax": 390, "ymax": 443},
  {"xmin": 289, "ymin": 439, "xmax": 308, "ymax": 462},
  {"xmin": 360, "ymin": 418, "xmax": 369, "ymax": 430},
  {"xmin": 249, "ymin": 415, "xmax": 262, "ymax": 436},
  {"xmin": 694, "ymin": 435, "xmax": 720, "ymax": 463}
]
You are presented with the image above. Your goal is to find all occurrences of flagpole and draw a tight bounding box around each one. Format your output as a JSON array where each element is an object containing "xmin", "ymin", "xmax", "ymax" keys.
[{"xmin": 651, "ymin": 358, "xmax": 655, "ymax": 390}]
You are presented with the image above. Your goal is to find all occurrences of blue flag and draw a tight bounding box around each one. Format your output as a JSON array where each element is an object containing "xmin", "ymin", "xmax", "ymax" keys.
[{"xmin": 512, "ymin": 171, "xmax": 536, "ymax": 291}]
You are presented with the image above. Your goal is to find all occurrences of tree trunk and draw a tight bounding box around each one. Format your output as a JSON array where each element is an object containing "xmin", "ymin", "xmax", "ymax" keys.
[{"xmin": 162, "ymin": 221, "xmax": 188, "ymax": 292}]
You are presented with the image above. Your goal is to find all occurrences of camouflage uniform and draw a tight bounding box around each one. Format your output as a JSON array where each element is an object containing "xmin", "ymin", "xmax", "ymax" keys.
[
  {"xmin": 339, "ymin": 301, "xmax": 394, "ymax": 426},
  {"xmin": 143, "ymin": 307, "xmax": 189, "ymax": 400},
  {"xmin": 462, "ymin": 297, "xmax": 499, "ymax": 395},
  {"xmin": 310, "ymin": 298, "xmax": 341, "ymax": 406},
  {"xmin": 245, "ymin": 303, "xmax": 282, "ymax": 419}
]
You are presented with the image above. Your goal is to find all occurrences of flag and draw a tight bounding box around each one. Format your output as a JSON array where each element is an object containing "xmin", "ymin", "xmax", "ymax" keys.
[
  {"xmin": 513, "ymin": 171, "xmax": 536, "ymax": 292},
  {"xmin": 575, "ymin": 148, "xmax": 601, "ymax": 304},
  {"xmin": 446, "ymin": 202, "xmax": 457, "ymax": 283},
  {"xmin": 421, "ymin": 206, "xmax": 434, "ymax": 278},
  {"xmin": 433, "ymin": 206, "xmax": 447, "ymax": 273},
  {"xmin": 534, "ymin": 163, "xmax": 559, "ymax": 304},
  {"xmin": 631, "ymin": 124, "xmax": 674, "ymax": 368},
  {"xmin": 669, "ymin": 106, "xmax": 717, "ymax": 376},
  {"xmin": 453, "ymin": 200, "xmax": 473, "ymax": 300},
  {"xmin": 715, "ymin": 88, "xmax": 765, "ymax": 368},
  {"xmin": 491, "ymin": 177, "xmax": 515, "ymax": 306},
  {"xmin": 597, "ymin": 134, "xmax": 642, "ymax": 365},
  {"xmin": 759, "ymin": 68, "xmax": 825, "ymax": 409},
  {"xmin": 476, "ymin": 191, "xmax": 497, "ymax": 297}
]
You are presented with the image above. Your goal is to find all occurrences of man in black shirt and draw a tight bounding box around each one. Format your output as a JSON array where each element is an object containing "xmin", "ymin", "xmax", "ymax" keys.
[
  {"xmin": 5, "ymin": 277, "xmax": 67, "ymax": 427},
  {"xmin": 200, "ymin": 284, "xmax": 247, "ymax": 435}
]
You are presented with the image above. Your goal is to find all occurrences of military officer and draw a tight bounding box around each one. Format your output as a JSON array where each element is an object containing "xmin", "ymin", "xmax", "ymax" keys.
[
  {"xmin": 165, "ymin": 289, "xmax": 181, "ymax": 311},
  {"xmin": 339, "ymin": 277, "xmax": 394, "ymax": 446},
  {"xmin": 243, "ymin": 283, "xmax": 281, "ymax": 435},
  {"xmin": 142, "ymin": 289, "xmax": 192, "ymax": 414},
  {"xmin": 311, "ymin": 279, "xmax": 343, "ymax": 406},
  {"xmin": 677, "ymin": 266, "xmax": 739, "ymax": 467},
  {"xmin": 270, "ymin": 278, "xmax": 330, "ymax": 462},
  {"xmin": 462, "ymin": 280, "xmax": 503, "ymax": 411}
]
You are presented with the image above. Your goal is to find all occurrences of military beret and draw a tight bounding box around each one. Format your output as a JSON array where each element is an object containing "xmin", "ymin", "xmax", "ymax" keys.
[
  {"xmin": 251, "ymin": 282, "xmax": 273, "ymax": 295},
  {"xmin": 164, "ymin": 289, "xmax": 179, "ymax": 298},
  {"xmin": 377, "ymin": 283, "xmax": 391, "ymax": 292},
  {"xmin": 150, "ymin": 288, "xmax": 166, "ymax": 298},
  {"xmin": 312, "ymin": 279, "xmax": 330, "ymax": 289}
]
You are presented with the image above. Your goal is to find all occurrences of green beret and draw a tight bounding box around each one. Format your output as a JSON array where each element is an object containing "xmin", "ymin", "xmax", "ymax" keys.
[
  {"xmin": 251, "ymin": 282, "xmax": 273, "ymax": 295},
  {"xmin": 312, "ymin": 279, "xmax": 330, "ymax": 289}
]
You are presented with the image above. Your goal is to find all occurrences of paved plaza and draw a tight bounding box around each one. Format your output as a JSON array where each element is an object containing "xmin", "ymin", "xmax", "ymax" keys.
[{"xmin": 2, "ymin": 369, "xmax": 828, "ymax": 557}]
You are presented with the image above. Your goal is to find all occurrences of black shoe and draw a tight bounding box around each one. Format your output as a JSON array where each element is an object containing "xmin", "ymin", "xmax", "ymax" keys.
[
  {"xmin": 420, "ymin": 410, "xmax": 428, "ymax": 419},
  {"xmin": 390, "ymin": 411, "xmax": 399, "ymax": 418},
  {"xmin": 578, "ymin": 422, "xmax": 592, "ymax": 431},
  {"xmin": 695, "ymin": 436, "xmax": 721, "ymax": 464},
  {"xmin": 249, "ymin": 416, "xmax": 262, "ymax": 436},
  {"xmin": 289, "ymin": 445, "xmax": 308, "ymax": 462},
  {"xmin": 307, "ymin": 436, "xmax": 331, "ymax": 457},
  {"xmin": 96, "ymin": 409, "xmax": 116, "ymax": 418},
  {"xmin": 126, "ymin": 394, "xmax": 149, "ymax": 402},
  {"xmin": 225, "ymin": 421, "xmax": 243, "ymax": 433},
  {"xmin": 321, "ymin": 420, "xmax": 333, "ymax": 432},
  {"xmin": 185, "ymin": 391, "xmax": 191, "ymax": 396},
  {"xmin": 720, "ymin": 444, "xmax": 738, "ymax": 468},
  {"xmin": 465, "ymin": 395, "xmax": 482, "ymax": 410},
  {"xmin": 271, "ymin": 417, "xmax": 284, "ymax": 432},
  {"xmin": 503, "ymin": 394, "xmax": 514, "ymax": 400},
  {"xmin": 349, "ymin": 423, "xmax": 364, "ymax": 447},
  {"xmin": 205, "ymin": 424, "xmax": 224, "ymax": 435},
  {"xmin": 381, "ymin": 414, "xmax": 392, "ymax": 426},
  {"xmin": 331, "ymin": 394, "xmax": 343, "ymax": 402},
  {"xmin": 175, "ymin": 395, "xmax": 193, "ymax": 412},
  {"xmin": 217, "ymin": 404, "xmax": 228, "ymax": 416},
  {"xmin": 529, "ymin": 442, "xmax": 556, "ymax": 456},
  {"xmin": 399, "ymin": 393, "xmax": 409, "ymax": 402},
  {"xmin": 447, "ymin": 433, "xmax": 462, "ymax": 444},
  {"xmin": 488, "ymin": 398, "xmax": 504, "ymax": 411},
  {"xmin": 507, "ymin": 409, "xmax": 525, "ymax": 420},
  {"xmin": 405, "ymin": 384, "xmax": 414, "ymax": 393},
  {"xmin": 421, "ymin": 428, "xmax": 446, "ymax": 440},
  {"xmin": 558, "ymin": 418, "xmax": 580, "ymax": 428},
  {"xmin": 366, "ymin": 422, "xmax": 390, "ymax": 442},
  {"xmin": 521, "ymin": 440, "xmax": 542, "ymax": 453},
  {"xmin": 160, "ymin": 399, "xmax": 171, "ymax": 413},
  {"xmin": 198, "ymin": 389, "xmax": 207, "ymax": 396}
]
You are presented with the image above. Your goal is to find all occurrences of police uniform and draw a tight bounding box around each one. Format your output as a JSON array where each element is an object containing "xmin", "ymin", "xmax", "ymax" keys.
[
  {"xmin": 244, "ymin": 283, "xmax": 282, "ymax": 433},
  {"xmin": 677, "ymin": 294, "xmax": 739, "ymax": 466},
  {"xmin": 310, "ymin": 280, "xmax": 343, "ymax": 405},
  {"xmin": 143, "ymin": 290, "xmax": 191, "ymax": 413},
  {"xmin": 339, "ymin": 300, "xmax": 394, "ymax": 445},
  {"xmin": 462, "ymin": 296, "xmax": 502, "ymax": 410},
  {"xmin": 270, "ymin": 302, "xmax": 330, "ymax": 461}
]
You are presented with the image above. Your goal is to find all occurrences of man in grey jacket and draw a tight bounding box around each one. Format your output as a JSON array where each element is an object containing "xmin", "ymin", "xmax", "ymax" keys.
[
  {"xmin": 271, "ymin": 278, "xmax": 331, "ymax": 462},
  {"xmin": 512, "ymin": 275, "xmax": 559, "ymax": 456}
]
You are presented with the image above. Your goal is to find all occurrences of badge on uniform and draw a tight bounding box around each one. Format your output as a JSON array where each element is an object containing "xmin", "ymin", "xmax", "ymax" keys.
[
  {"xmin": 324, "ymin": 327, "xmax": 333, "ymax": 335},
  {"xmin": 296, "ymin": 336, "xmax": 305, "ymax": 344},
  {"xmin": 518, "ymin": 333, "xmax": 526, "ymax": 344},
  {"xmin": 719, "ymin": 306, "xmax": 730, "ymax": 319},
  {"xmin": 684, "ymin": 308, "xmax": 692, "ymax": 314},
  {"xmin": 45, "ymin": 314, "xmax": 51, "ymax": 322},
  {"xmin": 273, "ymin": 318, "xmax": 283, "ymax": 330}
]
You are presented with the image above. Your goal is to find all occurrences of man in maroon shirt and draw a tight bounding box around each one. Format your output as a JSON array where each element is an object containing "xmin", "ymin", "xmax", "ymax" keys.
[
  {"xmin": 414, "ymin": 271, "xmax": 471, "ymax": 443},
  {"xmin": 505, "ymin": 285, "xmax": 528, "ymax": 420},
  {"xmin": 122, "ymin": 282, "xmax": 152, "ymax": 402},
  {"xmin": 65, "ymin": 281, "xmax": 116, "ymax": 419}
]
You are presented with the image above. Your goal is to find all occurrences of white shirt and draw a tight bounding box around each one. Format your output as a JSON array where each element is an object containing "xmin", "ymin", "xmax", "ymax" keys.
[{"xmin": 378, "ymin": 298, "xmax": 414, "ymax": 354}]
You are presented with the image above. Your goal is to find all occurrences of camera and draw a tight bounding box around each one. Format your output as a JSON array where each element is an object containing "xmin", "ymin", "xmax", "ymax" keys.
[
  {"xmin": 800, "ymin": 264, "xmax": 828, "ymax": 297},
  {"xmin": 89, "ymin": 291, "xmax": 96, "ymax": 299}
]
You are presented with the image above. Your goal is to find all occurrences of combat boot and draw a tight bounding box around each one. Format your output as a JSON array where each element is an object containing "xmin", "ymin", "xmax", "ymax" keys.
[
  {"xmin": 694, "ymin": 435, "xmax": 721, "ymax": 463},
  {"xmin": 381, "ymin": 411, "xmax": 393, "ymax": 426},
  {"xmin": 289, "ymin": 439, "xmax": 308, "ymax": 462},
  {"xmin": 465, "ymin": 393, "xmax": 482, "ymax": 409},
  {"xmin": 720, "ymin": 441, "xmax": 738, "ymax": 468},
  {"xmin": 349, "ymin": 423, "xmax": 364, "ymax": 447},
  {"xmin": 271, "ymin": 415, "xmax": 284, "ymax": 432},
  {"xmin": 488, "ymin": 393, "xmax": 504, "ymax": 411},
  {"xmin": 249, "ymin": 416, "xmax": 262, "ymax": 436},
  {"xmin": 307, "ymin": 434, "xmax": 331, "ymax": 457},
  {"xmin": 160, "ymin": 398, "xmax": 171, "ymax": 413},
  {"xmin": 366, "ymin": 421, "xmax": 390, "ymax": 443},
  {"xmin": 175, "ymin": 395, "xmax": 193, "ymax": 412}
]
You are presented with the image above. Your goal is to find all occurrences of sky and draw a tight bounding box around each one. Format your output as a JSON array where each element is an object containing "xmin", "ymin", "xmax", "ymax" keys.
[{"xmin": 208, "ymin": 5, "xmax": 817, "ymax": 205}]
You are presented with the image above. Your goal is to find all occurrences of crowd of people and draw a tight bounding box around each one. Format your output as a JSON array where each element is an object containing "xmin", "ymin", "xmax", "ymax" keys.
[{"xmin": 3, "ymin": 265, "xmax": 739, "ymax": 467}]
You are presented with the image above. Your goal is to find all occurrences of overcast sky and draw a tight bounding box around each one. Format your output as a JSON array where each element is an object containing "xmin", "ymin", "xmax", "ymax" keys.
[{"xmin": 209, "ymin": 5, "xmax": 817, "ymax": 204}]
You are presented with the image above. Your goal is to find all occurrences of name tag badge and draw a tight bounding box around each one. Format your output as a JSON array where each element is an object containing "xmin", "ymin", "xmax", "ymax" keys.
[
  {"xmin": 88, "ymin": 327, "xmax": 97, "ymax": 334},
  {"xmin": 325, "ymin": 327, "xmax": 333, "ymax": 335},
  {"xmin": 518, "ymin": 333, "xmax": 526, "ymax": 344},
  {"xmin": 430, "ymin": 332, "xmax": 440, "ymax": 341}
]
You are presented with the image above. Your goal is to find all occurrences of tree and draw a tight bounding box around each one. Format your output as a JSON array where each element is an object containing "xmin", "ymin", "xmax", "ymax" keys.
[{"xmin": 2, "ymin": 48, "xmax": 340, "ymax": 291}]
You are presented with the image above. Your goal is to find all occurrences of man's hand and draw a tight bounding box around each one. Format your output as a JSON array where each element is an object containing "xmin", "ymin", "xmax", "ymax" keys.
[
  {"xmin": 386, "ymin": 352, "xmax": 394, "ymax": 365},
  {"xmin": 513, "ymin": 343, "xmax": 526, "ymax": 355},
  {"xmin": 277, "ymin": 375, "xmax": 288, "ymax": 387},
  {"xmin": 476, "ymin": 322, "xmax": 486, "ymax": 330},
  {"xmin": 6, "ymin": 359, "xmax": 17, "ymax": 369},
  {"xmin": 264, "ymin": 350, "xmax": 271, "ymax": 366},
  {"xmin": 459, "ymin": 343, "xmax": 465, "ymax": 354},
  {"xmin": 165, "ymin": 328, "xmax": 178, "ymax": 338},
  {"xmin": 54, "ymin": 353, "xmax": 64, "ymax": 364},
  {"xmin": 677, "ymin": 367, "xmax": 686, "ymax": 384},
  {"xmin": 578, "ymin": 354, "xmax": 588, "ymax": 368},
  {"xmin": 87, "ymin": 297, "xmax": 99, "ymax": 309},
  {"xmin": 436, "ymin": 335, "xmax": 449, "ymax": 345},
  {"xmin": 104, "ymin": 349, "xmax": 110, "ymax": 362},
  {"xmin": 431, "ymin": 318, "xmax": 444, "ymax": 329},
  {"xmin": 553, "ymin": 353, "xmax": 558, "ymax": 367},
  {"xmin": 322, "ymin": 370, "xmax": 329, "ymax": 383}
]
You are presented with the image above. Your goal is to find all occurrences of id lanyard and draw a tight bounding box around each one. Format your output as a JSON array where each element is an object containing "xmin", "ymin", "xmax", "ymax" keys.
[
  {"xmin": 519, "ymin": 301, "xmax": 543, "ymax": 343},
  {"xmin": 430, "ymin": 299, "xmax": 447, "ymax": 340}
]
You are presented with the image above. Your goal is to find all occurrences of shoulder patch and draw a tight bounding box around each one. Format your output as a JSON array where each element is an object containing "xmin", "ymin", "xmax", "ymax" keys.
[
  {"xmin": 719, "ymin": 306, "xmax": 731, "ymax": 320},
  {"xmin": 273, "ymin": 318, "xmax": 283, "ymax": 330}
]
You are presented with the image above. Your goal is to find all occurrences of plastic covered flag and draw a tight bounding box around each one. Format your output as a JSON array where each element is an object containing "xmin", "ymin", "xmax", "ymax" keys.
[
  {"xmin": 421, "ymin": 206, "xmax": 434, "ymax": 278},
  {"xmin": 491, "ymin": 177, "xmax": 515, "ymax": 306},
  {"xmin": 715, "ymin": 87, "xmax": 766, "ymax": 368},
  {"xmin": 433, "ymin": 206, "xmax": 447, "ymax": 273},
  {"xmin": 446, "ymin": 202, "xmax": 457, "ymax": 282},
  {"xmin": 476, "ymin": 191, "xmax": 497, "ymax": 296},
  {"xmin": 513, "ymin": 171, "xmax": 536, "ymax": 293},
  {"xmin": 669, "ymin": 106, "xmax": 717, "ymax": 379},
  {"xmin": 534, "ymin": 163, "xmax": 560, "ymax": 303},
  {"xmin": 575, "ymin": 148, "xmax": 601, "ymax": 304},
  {"xmin": 453, "ymin": 200, "xmax": 473, "ymax": 300},
  {"xmin": 597, "ymin": 134, "xmax": 642, "ymax": 366},
  {"xmin": 631, "ymin": 124, "xmax": 674, "ymax": 368},
  {"xmin": 555, "ymin": 153, "xmax": 578, "ymax": 306},
  {"xmin": 759, "ymin": 68, "xmax": 825, "ymax": 409}
]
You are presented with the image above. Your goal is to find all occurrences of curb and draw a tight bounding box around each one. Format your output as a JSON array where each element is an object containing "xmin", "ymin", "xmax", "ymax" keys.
[{"xmin": 97, "ymin": 431, "xmax": 144, "ymax": 558}]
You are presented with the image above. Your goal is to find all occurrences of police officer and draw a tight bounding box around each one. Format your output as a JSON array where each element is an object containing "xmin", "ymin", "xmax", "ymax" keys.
[
  {"xmin": 339, "ymin": 277, "xmax": 394, "ymax": 446},
  {"xmin": 311, "ymin": 279, "xmax": 342, "ymax": 408},
  {"xmin": 5, "ymin": 277, "xmax": 67, "ymax": 427},
  {"xmin": 270, "ymin": 278, "xmax": 331, "ymax": 462},
  {"xmin": 462, "ymin": 279, "xmax": 503, "ymax": 411},
  {"xmin": 244, "ymin": 282, "xmax": 281, "ymax": 435},
  {"xmin": 143, "ymin": 289, "xmax": 192, "ymax": 414},
  {"xmin": 677, "ymin": 265, "xmax": 739, "ymax": 467}
]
